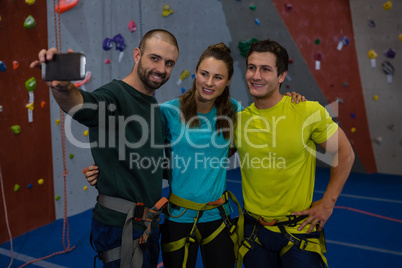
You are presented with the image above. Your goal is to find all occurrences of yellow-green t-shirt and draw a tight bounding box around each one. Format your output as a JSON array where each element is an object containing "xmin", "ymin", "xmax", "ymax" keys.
[{"xmin": 234, "ymin": 96, "xmax": 338, "ymax": 233}]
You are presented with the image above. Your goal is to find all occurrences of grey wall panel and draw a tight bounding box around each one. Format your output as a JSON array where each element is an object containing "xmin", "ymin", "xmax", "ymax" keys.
[{"xmin": 350, "ymin": 0, "xmax": 402, "ymax": 175}]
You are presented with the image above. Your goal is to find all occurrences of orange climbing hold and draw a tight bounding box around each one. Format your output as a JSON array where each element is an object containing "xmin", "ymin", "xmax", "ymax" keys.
[{"xmin": 55, "ymin": 0, "xmax": 79, "ymax": 14}]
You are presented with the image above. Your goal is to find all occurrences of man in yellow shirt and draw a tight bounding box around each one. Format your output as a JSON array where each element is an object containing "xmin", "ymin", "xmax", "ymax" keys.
[{"xmin": 234, "ymin": 39, "xmax": 355, "ymax": 267}]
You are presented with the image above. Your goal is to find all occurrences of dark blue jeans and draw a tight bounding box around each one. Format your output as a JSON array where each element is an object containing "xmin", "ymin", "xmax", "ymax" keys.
[
  {"xmin": 91, "ymin": 219, "xmax": 160, "ymax": 268},
  {"xmin": 243, "ymin": 214, "xmax": 326, "ymax": 268}
]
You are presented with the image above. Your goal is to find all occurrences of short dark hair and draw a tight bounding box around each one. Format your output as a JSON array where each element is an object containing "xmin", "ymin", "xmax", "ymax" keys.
[
  {"xmin": 246, "ymin": 39, "xmax": 288, "ymax": 77},
  {"xmin": 139, "ymin": 29, "xmax": 179, "ymax": 53}
]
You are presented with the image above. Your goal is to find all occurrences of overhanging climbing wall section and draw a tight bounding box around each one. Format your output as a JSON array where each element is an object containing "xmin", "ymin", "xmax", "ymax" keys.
[
  {"xmin": 0, "ymin": 1, "xmax": 54, "ymax": 244},
  {"xmin": 271, "ymin": 0, "xmax": 377, "ymax": 173}
]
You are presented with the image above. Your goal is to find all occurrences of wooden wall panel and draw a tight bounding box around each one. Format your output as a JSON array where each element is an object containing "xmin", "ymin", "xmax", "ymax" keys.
[{"xmin": 0, "ymin": 0, "xmax": 54, "ymax": 244}]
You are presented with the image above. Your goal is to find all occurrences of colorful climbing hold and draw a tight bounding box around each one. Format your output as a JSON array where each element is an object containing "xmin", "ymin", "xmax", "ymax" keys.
[
  {"xmin": 38, "ymin": 178, "xmax": 44, "ymax": 185},
  {"xmin": 13, "ymin": 61, "xmax": 19, "ymax": 70},
  {"xmin": 11, "ymin": 125, "xmax": 21, "ymax": 134},
  {"xmin": 367, "ymin": 18, "xmax": 376, "ymax": 28},
  {"xmin": 382, "ymin": 61, "xmax": 394, "ymax": 75},
  {"xmin": 82, "ymin": 168, "xmax": 87, "ymax": 174},
  {"xmin": 128, "ymin": 20, "xmax": 137, "ymax": 32},
  {"xmin": 399, "ymin": 34, "xmax": 402, "ymax": 41},
  {"xmin": 254, "ymin": 18, "xmax": 261, "ymax": 25},
  {"xmin": 104, "ymin": 58, "xmax": 111, "ymax": 64},
  {"xmin": 28, "ymin": 183, "xmax": 33, "ymax": 189},
  {"xmin": 84, "ymin": 130, "xmax": 89, "ymax": 136},
  {"xmin": 41, "ymin": 101, "xmax": 46, "ymax": 108},
  {"xmin": 69, "ymin": 153, "xmax": 74, "ymax": 159},
  {"xmin": 0, "ymin": 61, "xmax": 6, "ymax": 72},
  {"xmin": 284, "ymin": 3, "xmax": 293, "ymax": 11},
  {"xmin": 55, "ymin": 119, "xmax": 60, "ymax": 125},
  {"xmin": 83, "ymin": 186, "xmax": 88, "ymax": 191},
  {"xmin": 14, "ymin": 184, "xmax": 20, "ymax": 192},
  {"xmin": 55, "ymin": 195, "xmax": 61, "ymax": 201},
  {"xmin": 181, "ymin": 87, "xmax": 186, "ymax": 94},
  {"xmin": 55, "ymin": 0, "xmax": 79, "ymax": 14},
  {"xmin": 383, "ymin": 1, "xmax": 392, "ymax": 10},
  {"xmin": 315, "ymin": 38, "xmax": 320, "ymax": 45},
  {"xmin": 25, "ymin": 0, "xmax": 35, "ymax": 5},
  {"xmin": 373, "ymin": 95, "xmax": 379, "ymax": 101},
  {"xmin": 374, "ymin": 137, "xmax": 383, "ymax": 144},
  {"xmin": 382, "ymin": 60, "xmax": 394, "ymax": 83},
  {"xmin": 102, "ymin": 38, "xmax": 113, "ymax": 51},
  {"xmin": 384, "ymin": 48, "xmax": 395, "ymax": 59},
  {"xmin": 249, "ymin": 4, "xmax": 256, "ymax": 10},
  {"xmin": 238, "ymin": 38, "xmax": 259, "ymax": 57},
  {"xmin": 351, "ymin": 127, "xmax": 356, "ymax": 133},
  {"xmin": 25, "ymin": 77, "xmax": 37, "ymax": 92},
  {"xmin": 23, "ymin": 15, "xmax": 36, "ymax": 29},
  {"xmin": 177, "ymin": 70, "xmax": 190, "ymax": 85},
  {"xmin": 74, "ymin": 71, "xmax": 91, "ymax": 88},
  {"xmin": 162, "ymin": 4, "xmax": 174, "ymax": 17},
  {"xmin": 351, "ymin": 113, "xmax": 356, "ymax": 119},
  {"xmin": 26, "ymin": 102, "xmax": 34, "ymax": 111},
  {"xmin": 113, "ymin": 34, "xmax": 126, "ymax": 52}
]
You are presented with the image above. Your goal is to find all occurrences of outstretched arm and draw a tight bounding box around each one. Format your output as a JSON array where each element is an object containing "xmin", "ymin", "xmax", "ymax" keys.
[
  {"xmin": 293, "ymin": 128, "xmax": 355, "ymax": 233},
  {"xmin": 30, "ymin": 48, "xmax": 83, "ymax": 113}
]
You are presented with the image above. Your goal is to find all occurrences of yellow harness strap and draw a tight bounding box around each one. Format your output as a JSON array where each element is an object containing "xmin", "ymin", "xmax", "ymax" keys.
[
  {"xmin": 161, "ymin": 191, "xmax": 244, "ymax": 267},
  {"xmin": 278, "ymin": 226, "xmax": 328, "ymax": 267},
  {"xmin": 237, "ymin": 213, "xmax": 328, "ymax": 268}
]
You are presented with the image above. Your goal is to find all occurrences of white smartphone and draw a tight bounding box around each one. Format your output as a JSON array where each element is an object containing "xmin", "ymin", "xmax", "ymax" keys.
[{"xmin": 41, "ymin": 52, "xmax": 86, "ymax": 81}]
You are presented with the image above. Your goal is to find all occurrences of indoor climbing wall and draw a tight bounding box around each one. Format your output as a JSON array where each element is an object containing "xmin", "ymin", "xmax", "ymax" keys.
[
  {"xmin": 349, "ymin": 1, "xmax": 401, "ymax": 175},
  {"xmin": 0, "ymin": 0, "xmax": 55, "ymax": 244}
]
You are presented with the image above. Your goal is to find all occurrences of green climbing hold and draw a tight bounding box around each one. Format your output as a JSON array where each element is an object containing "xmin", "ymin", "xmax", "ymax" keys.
[
  {"xmin": 315, "ymin": 38, "xmax": 320, "ymax": 45},
  {"xmin": 25, "ymin": 77, "xmax": 37, "ymax": 91},
  {"xmin": 249, "ymin": 5, "xmax": 256, "ymax": 10},
  {"xmin": 24, "ymin": 15, "xmax": 36, "ymax": 29},
  {"xmin": 11, "ymin": 125, "xmax": 21, "ymax": 134},
  {"xmin": 14, "ymin": 184, "xmax": 20, "ymax": 192},
  {"xmin": 238, "ymin": 38, "xmax": 259, "ymax": 57}
]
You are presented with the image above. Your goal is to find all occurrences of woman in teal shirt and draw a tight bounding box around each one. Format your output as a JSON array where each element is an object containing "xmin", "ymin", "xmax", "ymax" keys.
[{"xmin": 160, "ymin": 43, "xmax": 242, "ymax": 268}]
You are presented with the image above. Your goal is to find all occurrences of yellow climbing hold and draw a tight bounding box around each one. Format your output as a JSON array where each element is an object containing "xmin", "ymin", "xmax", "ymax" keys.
[
  {"xmin": 56, "ymin": 119, "xmax": 60, "ymax": 125},
  {"xmin": 83, "ymin": 186, "xmax": 88, "ymax": 191},
  {"xmin": 351, "ymin": 127, "xmax": 356, "ymax": 133},
  {"xmin": 38, "ymin": 178, "xmax": 44, "ymax": 185},
  {"xmin": 26, "ymin": 102, "xmax": 34, "ymax": 111},
  {"xmin": 383, "ymin": 1, "xmax": 392, "ymax": 10},
  {"xmin": 162, "ymin": 4, "xmax": 174, "ymax": 17},
  {"xmin": 84, "ymin": 130, "xmax": 89, "ymax": 136},
  {"xmin": 373, "ymin": 95, "xmax": 379, "ymax": 101},
  {"xmin": 368, "ymin": 49, "xmax": 378, "ymax": 59}
]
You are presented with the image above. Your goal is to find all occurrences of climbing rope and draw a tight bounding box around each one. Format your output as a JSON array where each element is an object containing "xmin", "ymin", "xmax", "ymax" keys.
[
  {"xmin": 18, "ymin": 1, "xmax": 76, "ymax": 266},
  {"xmin": 0, "ymin": 164, "xmax": 14, "ymax": 268}
]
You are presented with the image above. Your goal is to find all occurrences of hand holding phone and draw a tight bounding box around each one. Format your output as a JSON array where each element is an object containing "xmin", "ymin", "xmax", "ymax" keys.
[{"xmin": 42, "ymin": 52, "xmax": 86, "ymax": 81}]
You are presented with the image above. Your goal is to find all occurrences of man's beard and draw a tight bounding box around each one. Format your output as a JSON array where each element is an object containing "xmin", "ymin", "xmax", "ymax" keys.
[{"xmin": 137, "ymin": 59, "xmax": 168, "ymax": 90}]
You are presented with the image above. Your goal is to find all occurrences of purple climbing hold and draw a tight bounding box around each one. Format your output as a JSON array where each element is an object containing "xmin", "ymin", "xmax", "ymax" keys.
[
  {"xmin": 113, "ymin": 34, "xmax": 126, "ymax": 51},
  {"xmin": 103, "ymin": 38, "xmax": 114, "ymax": 51}
]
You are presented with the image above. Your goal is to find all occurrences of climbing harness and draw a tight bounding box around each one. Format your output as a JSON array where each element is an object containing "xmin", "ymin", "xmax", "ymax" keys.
[
  {"xmin": 237, "ymin": 212, "xmax": 328, "ymax": 268},
  {"xmin": 161, "ymin": 191, "xmax": 244, "ymax": 268},
  {"xmin": 93, "ymin": 194, "xmax": 168, "ymax": 267}
]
